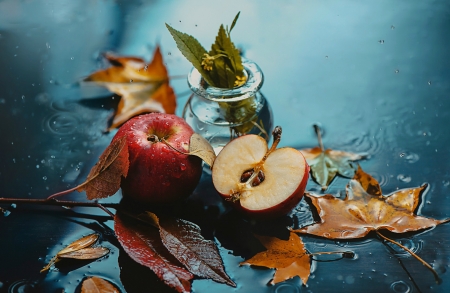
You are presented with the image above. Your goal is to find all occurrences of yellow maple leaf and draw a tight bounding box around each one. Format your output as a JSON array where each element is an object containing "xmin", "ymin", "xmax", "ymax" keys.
[{"xmin": 85, "ymin": 46, "xmax": 176, "ymax": 129}]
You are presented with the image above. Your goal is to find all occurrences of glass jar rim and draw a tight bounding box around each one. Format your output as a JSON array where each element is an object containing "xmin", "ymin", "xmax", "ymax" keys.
[{"xmin": 187, "ymin": 58, "xmax": 264, "ymax": 102}]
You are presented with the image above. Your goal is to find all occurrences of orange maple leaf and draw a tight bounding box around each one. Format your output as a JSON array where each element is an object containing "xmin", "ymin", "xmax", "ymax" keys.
[
  {"xmin": 293, "ymin": 166, "xmax": 450, "ymax": 239},
  {"xmin": 85, "ymin": 46, "xmax": 176, "ymax": 129},
  {"xmin": 240, "ymin": 232, "xmax": 311, "ymax": 285}
]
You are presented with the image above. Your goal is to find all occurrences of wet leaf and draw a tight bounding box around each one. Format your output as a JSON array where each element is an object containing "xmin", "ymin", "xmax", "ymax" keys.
[
  {"xmin": 141, "ymin": 212, "xmax": 235, "ymax": 287},
  {"xmin": 76, "ymin": 135, "xmax": 129, "ymax": 200},
  {"xmin": 292, "ymin": 166, "xmax": 450, "ymax": 239},
  {"xmin": 188, "ymin": 133, "xmax": 216, "ymax": 167},
  {"xmin": 81, "ymin": 276, "xmax": 120, "ymax": 293},
  {"xmin": 241, "ymin": 232, "xmax": 311, "ymax": 285},
  {"xmin": 58, "ymin": 247, "xmax": 110, "ymax": 260},
  {"xmin": 114, "ymin": 213, "xmax": 193, "ymax": 293},
  {"xmin": 85, "ymin": 46, "xmax": 176, "ymax": 129},
  {"xmin": 41, "ymin": 234, "xmax": 108, "ymax": 272},
  {"xmin": 299, "ymin": 125, "xmax": 367, "ymax": 190}
]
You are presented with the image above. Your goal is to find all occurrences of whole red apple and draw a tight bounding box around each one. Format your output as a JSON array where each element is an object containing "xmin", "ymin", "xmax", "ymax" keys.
[
  {"xmin": 212, "ymin": 127, "xmax": 309, "ymax": 218},
  {"xmin": 112, "ymin": 113, "xmax": 202, "ymax": 204}
]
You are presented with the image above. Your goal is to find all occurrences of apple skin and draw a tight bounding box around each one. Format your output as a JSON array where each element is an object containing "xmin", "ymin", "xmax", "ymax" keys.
[{"xmin": 112, "ymin": 113, "xmax": 202, "ymax": 205}]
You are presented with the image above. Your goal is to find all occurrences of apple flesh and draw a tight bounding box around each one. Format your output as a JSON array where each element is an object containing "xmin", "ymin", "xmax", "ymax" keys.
[
  {"xmin": 112, "ymin": 113, "xmax": 202, "ymax": 205},
  {"xmin": 212, "ymin": 127, "xmax": 309, "ymax": 218}
]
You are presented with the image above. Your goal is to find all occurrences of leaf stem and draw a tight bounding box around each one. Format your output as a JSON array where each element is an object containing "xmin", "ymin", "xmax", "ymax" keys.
[
  {"xmin": 313, "ymin": 124, "xmax": 325, "ymax": 151},
  {"xmin": 376, "ymin": 231, "xmax": 440, "ymax": 283},
  {"xmin": 46, "ymin": 186, "xmax": 80, "ymax": 200},
  {"xmin": 310, "ymin": 250, "xmax": 355, "ymax": 261}
]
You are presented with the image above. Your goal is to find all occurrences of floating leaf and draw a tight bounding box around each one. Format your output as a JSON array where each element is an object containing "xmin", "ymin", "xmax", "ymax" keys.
[
  {"xmin": 188, "ymin": 133, "xmax": 216, "ymax": 167},
  {"xmin": 41, "ymin": 234, "xmax": 108, "ymax": 272},
  {"xmin": 77, "ymin": 135, "xmax": 129, "ymax": 200},
  {"xmin": 81, "ymin": 276, "xmax": 120, "ymax": 293},
  {"xmin": 114, "ymin": 213, "xmax": 193, "ymax": 293},
  {"xmin": 241, "ymin": 232, "xmax": 311, "ymax": 285},
  {"xmin": 141, "ymin": 212, "xmax": 235, "ymax": 287},
  {"xmin": 292, "ymin": 166, "xmax": 450, "ymax": 238},
  {"xmin": 299, "ymin": 125, "xmax": 367, "ymax": 190},
  {"xmin": 58, "ymin": 247, "xmax": 110, "ymax": 260},
  {"xmin": 85, "ymin": 46, "xmax": 176, "ymax": 129}
]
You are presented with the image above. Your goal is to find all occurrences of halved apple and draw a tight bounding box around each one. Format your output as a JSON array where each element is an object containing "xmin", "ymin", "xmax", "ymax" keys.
[{"xmin": 212, "ymin": 127, "xmax": 309, "ymax": 218}]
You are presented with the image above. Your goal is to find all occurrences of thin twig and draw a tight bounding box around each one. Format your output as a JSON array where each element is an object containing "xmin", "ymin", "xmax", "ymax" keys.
[
  {"xmin": 376, "ymin": 231, "xmax": 440, "ymax": 283},
  {"xmin": 0, "ymin": 197, "xmax": 119, "ymax": 209},
  {"xmin": 96, "ymin": 203, "xmax": 116, "ymax": 218}
]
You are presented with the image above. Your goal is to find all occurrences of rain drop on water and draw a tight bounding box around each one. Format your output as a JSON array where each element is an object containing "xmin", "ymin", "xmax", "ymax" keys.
[{"xmin": 390, "ymin": 280, "xmax": 411, "ymax": 293}]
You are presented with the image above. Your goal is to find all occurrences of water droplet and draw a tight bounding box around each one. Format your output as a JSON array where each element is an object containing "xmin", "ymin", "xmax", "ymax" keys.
[
  {"xmin": 43, "ymin": 176, "xmax": 47, "ymax": 180},
  {"xmin": 36, "ymin": 165, "xmax": 40, "ymax": 168},
  {"xmin": 395, "ymin": 69, "xmax": 400, "ymax": 74},
  {"xmin": 428, "ymin": 80, "xmax": 432, "ymax": 85},
  {"xmin": 397, "ymin": 174, "xmax": 411, "ymax": 183},
  {"xmin": 144, "ymin": 65, "xmax": 148, "ymax": 71},
  {"xmin": 129, "ymin": 79, "xmax": 133, "ymax": 83},
  {"xmin": 70, "ymin": 57, "xmax": 74, "ymax": 60},
  {"xmin": 378, "ymin": 40, "xmax": 385, "ymax": 44},
  {"xmin": 399, "ymin": 153, "xmax": 405, "ymax": 157},
  {"xmin": 390, "ymin": 280, "xmax": 410, "ymax": 293},
  {"xmin": 10, "ymin": 203, "xmax": 16, "ymax": 208},
  {"xmin": 391, "ymin": 25, "xmax": 395, "ymax": 30},
  {"xmin": 180, "ymin": 163, "xmax": 186, "ymax": 171}
]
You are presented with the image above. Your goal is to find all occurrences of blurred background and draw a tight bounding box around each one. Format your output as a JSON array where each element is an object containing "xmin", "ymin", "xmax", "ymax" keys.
[{"xmin": 1, "ymin": 1, "xmax": 450, "ymax": 292}]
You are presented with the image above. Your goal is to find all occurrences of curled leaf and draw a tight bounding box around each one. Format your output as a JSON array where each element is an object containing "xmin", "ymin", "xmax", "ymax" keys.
[
  {"xmin": 141, "ymin": 212, "xmax": 235, "ymax": 287},
  {"xmin": 58, "ymin": 247, "xmax": 110, "ymax": 260},
  {"xmin": 241, "ymin": 232, "xmax": 311, "ymax": 285},
  {"xmin": 81, "ymin": 276, "xmax": 120, "ymax": 293},
  {"xmin": 41, "ymin": 234, "xmax": 108, "ymax": 273},
  {"xmin": 188, "ymin": 133, "xmax": 216, "ymax": 167},
  {"xmin": 77, "ymin": 135, "xmax": 129, "ymax": 200},
  {"xmin": 114, "ymin": 213, "xmax": 193, "ymax": 293}
]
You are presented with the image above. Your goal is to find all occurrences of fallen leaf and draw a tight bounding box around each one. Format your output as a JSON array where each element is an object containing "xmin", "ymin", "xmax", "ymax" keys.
[
  {"xmin": 188, "ymin": 133, "xmax": 216, "ymax": 167},
  {"xmin": 85, "ymin": 46, "xmax": 176, "ymax": 129},
  {"xmin": 77, "ymin": 135, "xmax": 129, "ymax": 200},
  {"xmin": 240, "ymin": 232, "xmax": 310, "ymax": 285},
  {"xmin": 114, "ymin": 213, "xmax": 193, "ymax": 293},
  {"xmin": 41, "ymin": 234, "xmax": 108, "ymax": 272},
  {"xmin": 58, "ymin": 247, "xmax": 110, "ymax": 260},
  {"xmin": 292, "ymin": 166, "xmax": 450, "ymax": 239},
  {"xmin": 81, "ymin": 276, "xmax": 120, "ymax": 293},
  {"xmin": 299, "ymin": 125, "xmax": 367, "ymax": 190},
  {"xmin": 140, "ymin": 212, "xmax": 235, "ymax": 287}
]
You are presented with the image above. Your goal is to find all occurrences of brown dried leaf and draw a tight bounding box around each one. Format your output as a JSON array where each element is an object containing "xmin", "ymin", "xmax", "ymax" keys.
[
  {"xmin": 241, "ymin": 232, "xmax": 311, "ymax": 285},
  {"xmin": 114, "ymin": 213, "xmax": 193, "ymax": 293},
  {"xmin": 81, "ymin": 276, "xmax": 120, "ymax": 293},
  {"xmin": 188, "ymin": 133, "xmax": 216, "ymax": 167},
  {"xmin": 293, "ymin": 166, "xmax": 450, "ymax": 239},
  {"xmin": 41, "ymin": 233, "xmax": 99, "ymax": 272},
  {"xmin": 76, "ymin": 135, "xmax": 129, "ymax": 200},
  {"xmin": 85, "ymin": 46, "xmax": 176, "ymax": 129},
  {"xmin": 58, "ymin": 247, "xmax": 110, "ymax": 260},
  {"xmin": 141, "ymin": 212, "xmax": 235, "ymax": 287}
]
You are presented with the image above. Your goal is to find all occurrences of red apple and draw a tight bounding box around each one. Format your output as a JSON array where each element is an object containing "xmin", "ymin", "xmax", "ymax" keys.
[
  {"xmin": 212, "ymin": 127, "xmax": 309, "ymax": 218},
  {"xmin": 112, "ymin": 113, "xmax": 202, "ymax": 204}
]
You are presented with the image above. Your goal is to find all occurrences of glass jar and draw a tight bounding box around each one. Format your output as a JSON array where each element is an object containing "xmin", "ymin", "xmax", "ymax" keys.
[{"xmin": 182, "ymin": 59, "xmax": 273, "ymax": 154}]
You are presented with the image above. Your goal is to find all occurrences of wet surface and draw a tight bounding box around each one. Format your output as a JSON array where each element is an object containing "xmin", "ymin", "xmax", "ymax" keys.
[{"xmin": 1, "ymin": 0, "xmax": 450, "ymax": 292}]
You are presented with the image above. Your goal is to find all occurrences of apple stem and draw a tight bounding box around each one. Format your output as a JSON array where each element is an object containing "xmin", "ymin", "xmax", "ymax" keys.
[
  {"xmin": 376, "ymin": 231, "xmax": 441, "ymax": 283},
  {"xmin": 261, "ymin": 126, "xmax": 282, "ymax": 164},
  {"xmin": 313, "ymin": 124, "xmax": 325, "ymax": 151}
]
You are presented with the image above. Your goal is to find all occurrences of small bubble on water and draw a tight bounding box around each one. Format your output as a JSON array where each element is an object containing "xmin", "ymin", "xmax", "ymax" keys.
[
  {"xmin": 399, "ymin": 153, "xmax": 405, "ymax": 157},
  {"xmin": 391, "ymin": 25, "xmax": 396, "ymax": 29},
  {"xmin": 390, "ymin": 280, "xmax": 410, "ymax": 293},
  {"xmin": 443, "ymin": 181, "xmax": 450, "ymax": 187},
  {"xmin": 397, "ymin": 174, "xmax": 411, "ymax": 183},
  {"xmin": 43, "ymin": 176, "xmax": 47, "ymax": 180},
  {"xmin": 428, "ymin": 80, "xmax": 432, "ymax": 85},
  {"xmin": 395, "ymin": 69, "xmax": 400, "ymax": 74},
  {"xmin": 36, "ymin": 165, "xmax": 39, "ymax": 168},
  {"xmin": 345, "ymin": 275, "xmax": 355, "ymax": 284},
  {"xmin": 70, "ymin": 57, "xmax": 74, "ymax": 60},
  {"xmin": 378, "ymin": 40, "xmax": 385, "ymax": 44}
]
